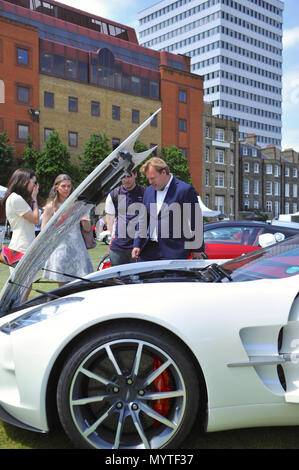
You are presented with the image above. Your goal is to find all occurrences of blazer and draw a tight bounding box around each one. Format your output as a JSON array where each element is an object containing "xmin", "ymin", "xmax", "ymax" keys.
[{"xmin": 134, "ymin": 177, "xmax": 203, "ymax": 259}]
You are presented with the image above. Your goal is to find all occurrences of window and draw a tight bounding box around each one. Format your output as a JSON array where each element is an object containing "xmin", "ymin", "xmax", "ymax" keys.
[
  {"xmin": 285, "ymin": 183, "xmax": 290, "ymax": 197},
  {"xmin": 244, "ymin": 179, "xmax": 250, "ymax": 194},
  {"xmin": 215, "ymin": 127, "xmax": 225, "ymax": 141},
  {"xmin": 17, "ymin": 123, "xmax": 30, "ymax": 140},
  {"xmin": 252, "ymin": 148, "xmax": 257, "ymax": 157},
  {"xmin": 44, "ymin": 128, "xmax": 54, "ymax": 141},
  {"xmin": 41, "ymin": 52, "xmax": 52, "ymax": 73},
  {"xmin": 17, "ymin": 85, "xmax": 30, "ymax": 104},
  {"xmin": 266, "ymin": 164, "xmax": 272, "ymax": 174},
  {"xmin": 150, "ymin": 81, "xmax": 159, "ymax": 99},
  {"xmin": 266, "ymin": 201, "xmax": 272, "ymax": 212},
  {"xmin": 66, "ymin": 59, "xmax": 76, "ymax": 79},
  {"xmin": 179, "ymin": 119, "xmax": 187, "ymax": 132},
  {"xmin": 215, "ymin": 149, "xmax": 225, "ymax": 164},
  {"xmin": 254, "ymin": 180, "xmax": 259, "ymax": 195},
  {"xmin": 44, "ymin": 92, "xmax": 54, "ymax": 108},
  {"xmin": 68, "ymin": 132, "xmax": 78, "ymax": 147},
  {"xmin": 132, "ymin": 77, "xmax": 140, "ymax": 95},
  {"xmin": 274, "ymin": 165, "xmax": 280, "ymax": 177},
  {"xmin": 274, "ymin": 181, "xmax": 280, "ymax": 196},
  {"xmin": 244, "ymin": 162, "xmax": 250, "ymax": 172},
  {"xmin": 254, "ymin": 163, "xmax": 259, "ymax": 173},
  {"xmin": 293, "ymin": 184, "xmax": 298, "ymax": 198},
  {"xmin": 266, "ymin": 181, "xmax": 272, "ymax": 195},
  {"xmin": 205, "ymin": 125, "xmax": 211, "ymax": 138},
  {"xmin": 112, "ymin": 105, "xmax": 120, "ymax": 120},
  {"xmin": 205, "ymin": 170, "xmax": 210, "ymax": 186},
  {"xmin": 16, "ymin": 47, "xmax": 29, "ymax": 66},
  {"xmin": 215, "ymin": 195, "xmax": 225, "ymax": 213},
  {"xmin": 215, "ymin": 171, "xmax": 225, "ymax": 188},
  {"xmin": 179, "ymin": 90, "xmax": 187, "ymax": 103},
  {"xmin": 243, "ymin": 147, "xmax": 248, "ymax": 156},
  {"xmin": 132, "ymin": 109, "xmax": 140, "ymax": 124},
  {"xmin": 91, "ymin": 101, "xmax": 100, "ymax": 116},
  {"xmin": 205, "ymin": 147, "xmax": 210, "ymax": 162},
  {"xmin": 68, "ymin": 97, "xmax": 78, "ymax": 112},
  {"xmin": 293, "ymin": 168, "xmax": 298, "ymax": 178},
  {"xmin": 0, "ymin": 80, "xmax": 4, "ymax": 104},
  {"xmin": 285, "ymin": 167, "xmax": 290, "ymax": 177},
  {"xmin": 254, "ymin": 200, "xmax": 259, "ymax": 209}
]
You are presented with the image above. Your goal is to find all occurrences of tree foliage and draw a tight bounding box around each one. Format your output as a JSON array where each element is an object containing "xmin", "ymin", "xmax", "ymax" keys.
[
  {"xmin": 79, "ymin": 133, "xmax": 111, "ymax": 179},
  {"xmin": 0, "ymin": 131, "xmax": 14, "ymax": 186},
  {"xmin": 161, "ymin": 146, "xmax": 193, "ymax": 186},
  {"xmin": 35, "ymin": 131, "xmax": 74, "ymax": 199},
  {"xmin": 136, "ymin": 144, "xmax": 193, "ymax": 188},
  {"xmin": 21, "ymin": 136, "xmax": 39, "ymax": 172}
]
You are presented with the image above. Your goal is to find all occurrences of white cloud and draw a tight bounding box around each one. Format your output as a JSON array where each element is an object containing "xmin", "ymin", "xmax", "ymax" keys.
[
  {"xmin": 282, "ymin": 128, "xmax": 299, "ymax": 151},
  {"xmin": 283, "ymin": 27, "xmax": 299, "ymax": 48},
  {"xmin": 56, "ymin": 0, "xmax": 138, "ymax": 27},
  {"xmin": 282, "ymin": 66, "xmax": 299, "ymax": 106}
]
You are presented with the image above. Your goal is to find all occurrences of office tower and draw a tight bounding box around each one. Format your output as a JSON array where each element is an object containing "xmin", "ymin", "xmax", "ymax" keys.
[{"xmin": 139, "ymin": 0, "xmax": 284, "ymax": 148}]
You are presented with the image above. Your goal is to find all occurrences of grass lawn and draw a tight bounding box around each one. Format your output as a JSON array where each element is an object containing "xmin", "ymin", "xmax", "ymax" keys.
[{"xmin": 1, "ymin": 241, "xmax": 299, "ymax": 448}]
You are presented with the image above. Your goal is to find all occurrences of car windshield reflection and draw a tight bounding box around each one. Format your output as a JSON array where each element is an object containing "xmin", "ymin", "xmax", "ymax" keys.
[{"xmin": 222, "ymin": 235, "xmax": 299, "ymax": 282}]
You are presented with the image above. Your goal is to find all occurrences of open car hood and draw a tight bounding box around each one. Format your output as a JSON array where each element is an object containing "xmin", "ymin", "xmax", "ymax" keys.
[{"xmin": 0, "ymin": 109, "xmax": 161, "ymax": 316}]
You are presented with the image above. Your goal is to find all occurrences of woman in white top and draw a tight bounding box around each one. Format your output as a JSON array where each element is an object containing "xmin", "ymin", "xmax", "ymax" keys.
[{"xmin": 1, "ymin": 168, "xmax": 40, "ymax": 301}]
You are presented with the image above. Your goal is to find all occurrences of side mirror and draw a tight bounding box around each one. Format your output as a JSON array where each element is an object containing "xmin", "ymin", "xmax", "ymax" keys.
[{"xmin": 258, "ymin": 232, "xmax": 285, "ymax": 248}]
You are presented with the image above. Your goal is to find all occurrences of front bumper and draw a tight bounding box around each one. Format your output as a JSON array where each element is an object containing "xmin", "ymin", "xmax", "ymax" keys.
[{"xmin": 0, "ymin": 402, "xmax": 45, "ymax": 433}]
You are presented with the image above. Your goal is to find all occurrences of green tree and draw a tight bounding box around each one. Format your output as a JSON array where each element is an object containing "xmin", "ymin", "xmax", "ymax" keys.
[
  {"xmin": 161, "ymin": 146, "xmax": 193, "ymax": 186},
  {"xmin": 136, "ymin": 145, "xmax": 193, "ymax": 188},
  {"xmin": 21, "ymin": 136, "xmax": 40, "ymax": 172},
  {"xmin": 0, "ymin": 131, "xmax": 14, "ymax": 186},
  {"xmin": 35, "ymin": 131, "xmax": 73, "ymax": 199},
  {"xmin": 80, "ymin": 132, "xmax": 111, "ymax": 179}
]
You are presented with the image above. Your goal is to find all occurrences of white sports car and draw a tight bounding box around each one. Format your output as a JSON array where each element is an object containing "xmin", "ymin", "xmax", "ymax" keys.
[{"xmin": 1, "ymin": 114, "xmax": 299, "ymax": 450}]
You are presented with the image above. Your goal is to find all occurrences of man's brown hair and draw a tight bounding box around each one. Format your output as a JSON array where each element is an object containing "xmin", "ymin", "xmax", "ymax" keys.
[{"xmin": 140, "ymin": 157, "xmax": 170, "ymax": 175}]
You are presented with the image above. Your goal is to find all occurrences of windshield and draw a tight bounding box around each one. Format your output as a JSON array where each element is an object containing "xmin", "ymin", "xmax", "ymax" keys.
[{"xmin": 222, "ymin": 235, "xmax": 299, "ymax": 282}]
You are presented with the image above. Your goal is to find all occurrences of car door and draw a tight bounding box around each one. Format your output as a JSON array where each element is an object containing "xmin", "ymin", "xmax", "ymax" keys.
[{"xmin": 204, "ymin": 225, "xmax": 261, "ymax": 259}]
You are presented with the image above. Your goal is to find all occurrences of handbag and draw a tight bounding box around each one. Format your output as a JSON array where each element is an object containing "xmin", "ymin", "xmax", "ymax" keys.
[
  {"xmin": 0, "ymin": 220, "xmax": 24, "ymax": 267},
  {"xmin": 80, "ymin": 221, "xmax": 96, "ymax": 249}
]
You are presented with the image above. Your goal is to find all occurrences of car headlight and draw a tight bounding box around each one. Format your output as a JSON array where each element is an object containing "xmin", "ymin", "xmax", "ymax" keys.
[{"xmin": 0, "ymin": 297, "xmax": 84, "ymax": 334}]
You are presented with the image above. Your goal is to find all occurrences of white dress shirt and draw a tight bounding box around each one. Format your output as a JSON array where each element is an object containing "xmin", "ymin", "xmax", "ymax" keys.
[{"xmin": 150, "ymin": 174, "xmax": 173, "ymax": 241}]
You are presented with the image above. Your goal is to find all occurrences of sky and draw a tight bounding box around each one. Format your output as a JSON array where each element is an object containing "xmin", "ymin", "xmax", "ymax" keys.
[{"xmin": 59, "ymin": 0, "xmax": 299, "ymax": 152}]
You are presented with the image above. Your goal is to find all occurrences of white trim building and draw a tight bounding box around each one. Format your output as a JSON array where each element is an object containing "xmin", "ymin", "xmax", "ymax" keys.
[{"xmin": 138, "ymin": 0, "xmax": 284, "ymax": 148}]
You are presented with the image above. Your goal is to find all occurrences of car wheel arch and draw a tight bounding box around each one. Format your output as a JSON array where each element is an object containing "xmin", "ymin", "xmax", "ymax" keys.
[{"xmin": 45, "ymin": 318, "xmax": 208, "ymax": 433}]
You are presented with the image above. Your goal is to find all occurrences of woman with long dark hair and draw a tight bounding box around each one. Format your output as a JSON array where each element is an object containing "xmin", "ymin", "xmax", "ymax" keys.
[
  {"xmin": 41, "ymin": 174, "xmax": 93, "ymax": 287},
  {"xmin": 1, "ymin": 168, "xmax": 40, "ymax": 300}
]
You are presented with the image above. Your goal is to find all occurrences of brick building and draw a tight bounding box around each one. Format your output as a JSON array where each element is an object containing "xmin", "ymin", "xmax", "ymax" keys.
[
  {"xmin": 0, "ymin": 0, "xmax": 204, "ymax": 193},
  {"xmin": 202, "ymin": 103, "xmax": 239, "ymax": 219},
  {"xmin": 239, "ymin": 135, "xmax": 299, "ymax": 219}
]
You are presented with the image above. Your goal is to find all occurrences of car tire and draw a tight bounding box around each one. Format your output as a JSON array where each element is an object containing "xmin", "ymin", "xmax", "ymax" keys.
[{"xmin": 57, "ymin": 322, "xmax": 200, "ymax": 449}]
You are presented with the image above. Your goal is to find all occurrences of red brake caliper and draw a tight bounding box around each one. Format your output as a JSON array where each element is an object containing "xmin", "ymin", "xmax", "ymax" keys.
[{"xmin": 153, "ymin": 358, "xmax": 172, "ymax": 426}]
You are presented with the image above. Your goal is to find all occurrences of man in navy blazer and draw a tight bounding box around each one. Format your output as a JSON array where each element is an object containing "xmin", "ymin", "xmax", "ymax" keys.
[{"xmin": 132, "ymin": 157, "xmax": 204, "ymax": 261}]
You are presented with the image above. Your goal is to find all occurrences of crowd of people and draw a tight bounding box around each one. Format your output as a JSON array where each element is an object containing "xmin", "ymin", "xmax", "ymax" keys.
[{"xmin": 0, "ymin": 157, "xmax": 204, "ymax": 301}]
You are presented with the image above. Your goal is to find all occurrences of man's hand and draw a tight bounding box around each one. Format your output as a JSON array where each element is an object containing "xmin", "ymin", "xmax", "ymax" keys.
[
  {"xmin": 192, "ymin": 252, "xmax": 207, "ymax": 259},
  {"xmin": 132, "ymin": 247, "xmax": 140, "ymax": 260}
]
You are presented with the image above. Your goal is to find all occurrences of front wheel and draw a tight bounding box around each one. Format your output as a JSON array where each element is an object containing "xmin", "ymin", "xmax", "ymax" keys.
[{"xmin": 57, "ymin": 323, "xmax": 200, "ymax": 449}]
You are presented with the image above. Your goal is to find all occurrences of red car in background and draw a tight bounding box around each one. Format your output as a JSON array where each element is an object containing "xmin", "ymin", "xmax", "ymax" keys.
[
  {"xmin": 204, "ymin": 221, "xmax": 299, "ymax": 259},
  {"xmin": 97, "ymin": 221, "xmax": 299, "ymax": 270}
]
